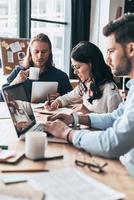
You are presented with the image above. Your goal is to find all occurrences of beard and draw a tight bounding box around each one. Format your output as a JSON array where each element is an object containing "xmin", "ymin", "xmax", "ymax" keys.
[{"xmin": 112, "ymin": 55, "xmax": 131, "ymax": 77}]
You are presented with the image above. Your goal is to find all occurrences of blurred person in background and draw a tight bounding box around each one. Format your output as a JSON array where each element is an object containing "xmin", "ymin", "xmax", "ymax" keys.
[{"xmin": 3, "ymin": 33, "xmax": 72, "ymax": 102}]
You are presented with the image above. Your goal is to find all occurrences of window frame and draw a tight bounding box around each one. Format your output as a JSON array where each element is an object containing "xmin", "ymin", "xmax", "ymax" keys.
[{"xmin": 19, "ymin": 0, "xmax": 71, "ymax": 76}]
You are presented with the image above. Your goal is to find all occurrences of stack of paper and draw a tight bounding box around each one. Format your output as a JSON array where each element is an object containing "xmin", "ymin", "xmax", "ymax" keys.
[{"xmin": 30, "ymin": 168, "xmax": 125, "ymax": 200}]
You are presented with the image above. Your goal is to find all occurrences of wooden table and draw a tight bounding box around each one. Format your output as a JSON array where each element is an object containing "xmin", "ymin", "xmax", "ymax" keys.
[{"xmin": 0, "ymin": 104, "xmax": 134, "ymax": 199}]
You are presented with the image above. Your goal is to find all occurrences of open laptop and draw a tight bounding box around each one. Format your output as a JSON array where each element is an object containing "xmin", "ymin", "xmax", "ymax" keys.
[
  {"xmin": 31, "ymin": 81, "xmax": 58, "ymax": 103},
  {"xmin": 2, "ymin": 83, "xmax": 67, "ymax": 143}
]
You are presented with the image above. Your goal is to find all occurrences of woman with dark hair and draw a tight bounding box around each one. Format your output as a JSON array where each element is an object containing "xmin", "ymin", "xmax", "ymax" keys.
[
  {"xmin": 45, "ymin": 41, "xmax": 122, "ymax": 113},
  {"xmin": 3, "ymin": 33, "xmax": 72, "ymax": 101}
]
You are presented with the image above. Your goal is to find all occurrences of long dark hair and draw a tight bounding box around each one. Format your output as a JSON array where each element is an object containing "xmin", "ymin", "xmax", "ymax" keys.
[{"xmin": 71, "ymin": 41, "xmax": 115, "ymax": 103}]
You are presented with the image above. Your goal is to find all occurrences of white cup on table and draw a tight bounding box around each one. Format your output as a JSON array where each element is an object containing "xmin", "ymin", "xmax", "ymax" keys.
[
  {"xmin": 29, "ymin": 67, "xmax": 40, "ymax": 80},
  {"xmin": 25, "ymin": 132, "xmax": 47, "ymax": 160}
]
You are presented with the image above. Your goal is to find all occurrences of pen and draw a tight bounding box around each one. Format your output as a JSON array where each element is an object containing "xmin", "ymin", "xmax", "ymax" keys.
[
  {"xmin": 47, "ymin": 94, "xmax": 51, "ymax": 106},
  {"xmin": 34, "ymin": 106, "xmax": 44, "ymax": 109},
  {"xmin": 37, "ymin": 111, "xmax": 53, "ymax": 115},
  {"xmin": 1, "ymin": 169, "xmax": 49, "ymax": 173},
  {"xmin": 34, "ymin": 155, "xmax": 64, "ymax": 162}
]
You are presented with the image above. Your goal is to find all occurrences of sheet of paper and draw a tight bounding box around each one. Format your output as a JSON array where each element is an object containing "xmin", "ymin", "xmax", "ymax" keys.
[
  {"xmin": 31, "ymin": 103, "xmax": 73, "ymax": 115},
  {"xmin": 30, "ymin": 168, "xmax": 125, "ymax": 200},
  {"xmin": 0, "ymin": 102, "xmax": 10, "ymax": 119},
  {"xmin": 0, "ymin": 195, "xmax": 21, "ymax": 200},
  {"xmin": 9, "ymin": 41, "xmax": 22, "ymax": 53},
  {"xmin": 31, "ymin": 103, "xmax": 44, "ymax": 109},
  {"xmin": 55, "ymin": 107, "xmax": 73, "ymax": 115},
  {"xmin": 7, "ymin": 51, "xmax": 14, "ymax": 63},
  {"xmin": 34, "ymin": 107, "xmax": 73, "ymax": 115},
  {"xmin": 0, "ymin": 181, "xmax": 44, "ymax": 200},
  {"xmin": 20, "ymin": 42, "xmax": 25, "ymax": 48}
]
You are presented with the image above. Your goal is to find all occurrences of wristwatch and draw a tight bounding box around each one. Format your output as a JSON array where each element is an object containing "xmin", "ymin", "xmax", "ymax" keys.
[{"xmin": 71, "ymin": 112, "xmax": 79, "ymax": 127}]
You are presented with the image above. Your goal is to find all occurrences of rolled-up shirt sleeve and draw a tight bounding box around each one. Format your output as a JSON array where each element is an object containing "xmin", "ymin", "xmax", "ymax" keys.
[
  {"xmin": 72, "ymin": 128, "xmax": 120, "ymax": 158},
  {"xmin": 72, "ymin": 82, "xmax": 134, "ymax": 158},
  {"xmin": 89, "ymin": 102, "xmax": 125, "ymax": 130}
]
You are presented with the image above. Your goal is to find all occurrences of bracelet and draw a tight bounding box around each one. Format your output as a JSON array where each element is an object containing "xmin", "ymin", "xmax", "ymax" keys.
[
  {"xmin": 71, "ymin": 112, "xmax": 79, "ymax": 126},
  {"xmin": 66, "ymin": 129, "xmax": 72, "ymax": 144}
]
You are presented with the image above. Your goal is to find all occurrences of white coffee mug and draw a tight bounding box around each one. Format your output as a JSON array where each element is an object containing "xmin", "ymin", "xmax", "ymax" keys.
[
  {"xmin": 25, "ymin": 132, "xmax": 47, "ymax": 160},
  {"xmin": 29, "ymin": 67, "xmax": 40, "ymax": 80}
]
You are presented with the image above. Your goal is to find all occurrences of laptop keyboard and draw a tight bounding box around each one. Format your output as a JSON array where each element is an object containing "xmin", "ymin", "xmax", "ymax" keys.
[{"xmin": 33, "ymin": 123, "xmax": 44, "ymax": 132}]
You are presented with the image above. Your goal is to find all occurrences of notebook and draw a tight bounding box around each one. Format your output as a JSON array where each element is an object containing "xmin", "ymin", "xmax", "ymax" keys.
[
  {"xmin": 2, "ymin": 83, "xmax": 67, "ymax": 143},
  {"xmin": 31, "ymin": 81, "xmax": 58, "ymax": 103}
]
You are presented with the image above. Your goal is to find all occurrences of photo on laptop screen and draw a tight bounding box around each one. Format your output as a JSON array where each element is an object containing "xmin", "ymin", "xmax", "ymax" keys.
[
  {"xmin": 2, "ymin": 84, "xmax": 36, "ymax": 137},
  {"xmin": 31, "ymin": 81, "xmax": 58, "ymax": 103},
  {"xmin": 2, "ymin": 83, "xmax": 68, "ymax": 143}
]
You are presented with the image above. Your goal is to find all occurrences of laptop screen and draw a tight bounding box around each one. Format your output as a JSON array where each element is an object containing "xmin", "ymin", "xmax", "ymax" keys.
[{"xmin": 2, "ymin": 83, "xmax": 36, "ymax": 137}]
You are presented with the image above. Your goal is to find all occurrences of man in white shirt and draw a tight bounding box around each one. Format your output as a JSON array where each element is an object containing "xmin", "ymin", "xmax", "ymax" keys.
[{"xmin": 44, "ymin": 13, "xmax": 134, "ymax": 159}]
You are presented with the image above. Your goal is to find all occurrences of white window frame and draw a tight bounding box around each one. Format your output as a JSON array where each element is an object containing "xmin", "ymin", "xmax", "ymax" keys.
[
  {"xmin": 63, "ymin": 0, "xmax": 71, "ymax": 76},
  {"xmin": 30, "ymin": 0, "xmax": 71, "ymax": 76}
]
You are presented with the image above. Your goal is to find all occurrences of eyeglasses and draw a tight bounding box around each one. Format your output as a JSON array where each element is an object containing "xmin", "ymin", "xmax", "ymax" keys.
[
  {"xmin": 71, "ymin": 64, "xmax": 82, "ymax": 70},
  {"xmin": 75, "ymin": 159, "xmax": 108, "ymax": 173}
]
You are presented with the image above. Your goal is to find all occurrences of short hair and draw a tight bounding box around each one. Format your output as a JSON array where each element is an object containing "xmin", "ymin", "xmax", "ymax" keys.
[{"xmin": 103, "ymin": 13, "xmax": 134, "ymax": 44}]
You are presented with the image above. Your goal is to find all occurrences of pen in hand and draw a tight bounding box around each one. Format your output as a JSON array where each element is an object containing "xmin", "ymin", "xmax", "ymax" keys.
[{"xmin": 47, "ymin": 94, "xmax": 51, "ymax": 106}]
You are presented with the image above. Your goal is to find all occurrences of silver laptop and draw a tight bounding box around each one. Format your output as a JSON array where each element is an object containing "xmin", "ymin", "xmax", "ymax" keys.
[
  {"xmin": 31, "ymin": 81, "xmax": 58, "ymax": 103},
  {"xmin": 2, "ymin": 83, "xmax": 67, "ymax": 143}
]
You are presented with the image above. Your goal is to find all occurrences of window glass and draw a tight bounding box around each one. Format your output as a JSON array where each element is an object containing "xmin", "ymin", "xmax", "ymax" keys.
[
  {"xmin": 0, "ymin": 0, "xmax": 18, "ymax": 37},
  {"xmin": 31, "ymin": 0, "xmax": 69, "ymax": 72},
  {"xmin": 31, "ymin": 0, "xmax": 65, "ymax": 21},
  {"xmin": 0, "ymin": 0, "xmax": 19, "ymax": 88},
  {"xmin": 0, "ymin": 0, "xmax": 71, "ymax": 89},
  {"xmin": 31, "ymin": 21, "xmax": 64, "ymax": 69}
]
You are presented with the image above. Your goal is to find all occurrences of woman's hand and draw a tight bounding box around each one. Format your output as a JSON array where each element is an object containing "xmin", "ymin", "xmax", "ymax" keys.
[
  {"xmin": 44, "ymin": 99, "xmax": 62, "ymax": 111},
  {"xmin": 44, "ymin": 119, "xmax": 72, "ymax": 139},
  {"xmin": 44, "ymin": 100, "xmax": 61, "ymax": 111},
  {"xmin": 47, "ymin": 113, "xmax": 74, "ymax": 125}
]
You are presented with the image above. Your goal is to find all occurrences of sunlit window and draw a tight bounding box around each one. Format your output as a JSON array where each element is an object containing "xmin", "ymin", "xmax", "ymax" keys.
[
  {"xmin": 0, "ymin": 0, "xmax": 19, "ymax": 38},
  {"xmin": 31, "ymin": 0, "xmax": 71, "ymax": 73},
  {"xmin": 0, "ymin": 0, "xmax": 19, "ymax": 88},
  {"xmin": 0, "ymin": 0, "xmax": 71, "ymax": 89}
]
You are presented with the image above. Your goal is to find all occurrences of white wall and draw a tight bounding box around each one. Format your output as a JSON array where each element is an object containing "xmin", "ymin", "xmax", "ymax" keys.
[
  {"xmin": 90, "ymin": 0, "xmax": 125, "ymax": 57},
  {"xmin": 89, "ymin": 0, "xmax": 101, "ymax": 45}
]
